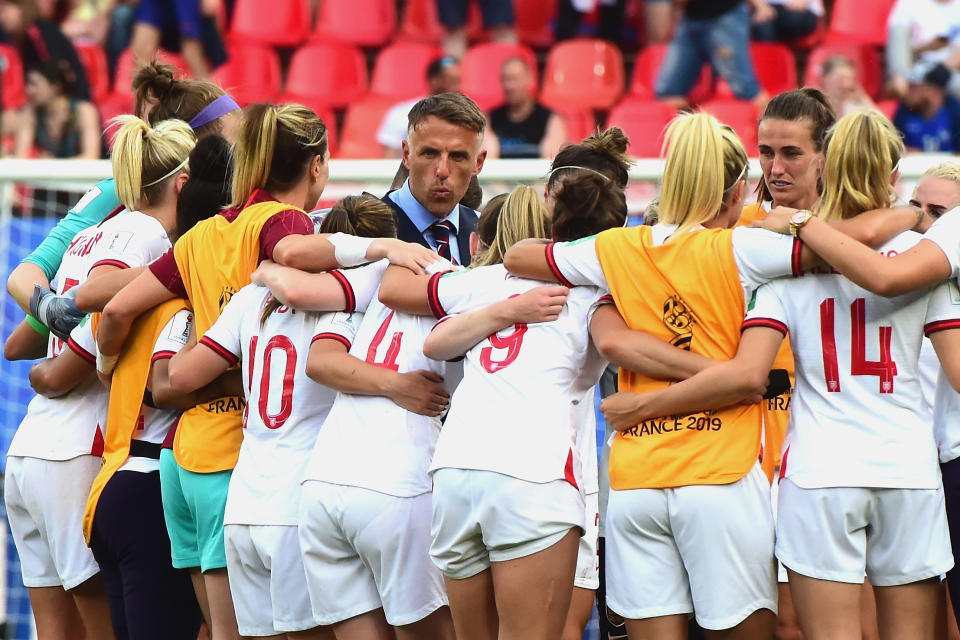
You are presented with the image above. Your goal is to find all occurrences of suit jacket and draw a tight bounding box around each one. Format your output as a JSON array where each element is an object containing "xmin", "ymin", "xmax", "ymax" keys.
[{"xmin": 382, "ymin": 192, "xmax": 479, "ymax": 266}]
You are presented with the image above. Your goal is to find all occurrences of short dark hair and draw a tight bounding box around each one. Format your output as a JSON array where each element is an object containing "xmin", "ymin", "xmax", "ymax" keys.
[
  {"xmin": 408, "ymin": 92, "xmax": 486, "ymax": 135},
  {"xmin": 427, "ymin": 56, "xmax": 457, "ymax": 81}
]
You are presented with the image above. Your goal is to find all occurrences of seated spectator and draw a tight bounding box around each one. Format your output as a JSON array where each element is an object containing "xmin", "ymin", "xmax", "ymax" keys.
[
  {"xmin": 886, "ymin": 0, "xmax": 960, "ymax": 100},
  {"xmin": 437, "ymin": 0, "xmax": 515, "ymax": 59},
  {"xmin": 376, "ymin": 56, "xmax": 461, "ymax": 158},
  {"xmin": 555, "ymin": 0, "xmax": 628, "ymax": 43},
  {"xmin": 129, "ymin": 0, "xmax": 226, "ymax": 80},
  {"xmin": 820, "ymin": 55, "xmax": 875, "ymax": 116},
  {"xmin": 893, "ymin": 63, "xmax": 960, "ymax": 152},
  {"xmin": 486, "ymin": 57, "xmax": 566, "ymax": 159},
  {"xmin": 0, "ymin": 0, "xmax": 90, "ymax": 101},
  {"xmin": 655, "ymin": 0, "xmax": 768, "ymax": 109},
  {"xmin": 751, "ymin": 0, "xmax": 821, "ymax": 42},
  {"xmin": 14, "ymin": 59, "xmax": 99, "ymax": 159},
  {"xmin": 61, "ymin": 0, "xmax": 138, "ymax": 76}
]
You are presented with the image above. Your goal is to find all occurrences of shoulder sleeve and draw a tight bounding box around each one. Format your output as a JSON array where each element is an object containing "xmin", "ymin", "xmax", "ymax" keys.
[
  {"xmin": 742, "ymin": 282, "xmax": 789, "ymax": 335},
  {"xmin": 148, "ymin": 248, "xmax": 187, "ymax": 298},
  {"xmin": 376, "ymin": 104, "xmax": 407, "ymax": 147},
  {"xmin": 66, "ymin": 315, "xmax": 97, "ymax": 365},
  {"xmin": 153, "ymin": 310, "xmax": 194, "ymax": 361},
  {"xmin": 313, "ymin": 311, "xmax": 363, "ymax": 349},
  {"xmin": 332, "ymin": 260, "xmax": 389, "ymax": 313},
  {"xmin": 547, "ymin": 237, "xmax": 608, "ymax": 288},
  {"xmin": 924, "ymin": 207, "xmax": 960, "ymax": 279},
  {"xmin": 431, "ymin": 268, "xmax": 498, "ymax": 319},
  {"xmin": 924, "ymin": 280, "xmax": 960, "ymax": 336},
  {"xmin": 259, "ymin": 210, "xmax": 314, "ymax": 263},
  {"xmin": 199, "ymin": 288, "xmax": 252, "ymax": 365},
  {"xmin": 22, "ymin": 180, "xmax": 120, "ymax": 279},
  {"xmin": 731, "ymin": 227, "xmax": 801, "ymax": 294},
  {"xmin": 91, "ymin": 220, "xmax": 170, "ymax": 271}
]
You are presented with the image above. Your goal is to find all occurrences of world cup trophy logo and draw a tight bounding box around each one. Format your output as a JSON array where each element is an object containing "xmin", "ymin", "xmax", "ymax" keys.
[
  {"xmin": 663, "ymin": 295, "xmax": 694, "ymax": 350},
  {"xmin": 219, "ymin": 286, "xmax": 237, "ymax": 312}
]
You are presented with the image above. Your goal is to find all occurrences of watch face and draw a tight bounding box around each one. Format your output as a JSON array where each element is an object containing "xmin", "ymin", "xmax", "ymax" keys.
[{"xmin": 791, "ymin": 212, "xmax": 807, "ymax": 224}]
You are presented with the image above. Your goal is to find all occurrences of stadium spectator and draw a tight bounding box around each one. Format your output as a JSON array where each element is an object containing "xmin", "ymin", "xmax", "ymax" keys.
[
  {"xmin": 819, "ymin": 55, "xmax": 875, "ymax": 117},
  {"xmin": 486, "ymin": 57, "xmax": 566, "ymax": 159},
  {"xmin": 15, "ymin": 59, "xmax": 100, "ymax": 159},
  {"xmin": 0, "ymin": 0, "xmax": 90, "ymax": 101},
  {"xmin": 62, "ymin": 0, "xmax": 139, "ymax": 76},
  {"xmin": 886, "ymin": 0, "xmax": 960, "ymax": 100},
  {"xmin": 383, "ymin": 93, "xmax": 484, "ymax": 266},
  {"xmin": 655, "ymin": 0, "xmax": 768, "ymax": 109},
  {"xmin": 893, "ymin": 63, "xmax": 960, "ymax": 152},
  {"xmin": 555, "ymin": 0, "xmax": 627, "ymax": 43},
  {"xmin": 437, "ymin": 0, "xmax": 515, "ymax": 59},
  {"xmin": 377, "ymin": 56, "xmax": 461, "ymax": 158},
  {"xmin": 750, "ymin": 0, "xmax": 821, "ymax": 42},
  {"xmin": 129, "ymin": 0, "xmax": 227, "ymax": 80},
  {"xmin": 643, "ymin": 0, "xmax": 674, "ymax": 44}
]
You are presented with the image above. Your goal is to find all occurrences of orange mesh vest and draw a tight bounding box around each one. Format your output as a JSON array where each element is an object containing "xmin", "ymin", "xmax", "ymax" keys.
[
  {"xmin": 595, "ymin": 225, "xmax": 763, "ymax": 489},
  {"xmin": 737, "ymin": 203, "xmax": 794, "ymax": 481},
  {"xmin": 172, "ymin": 200, "xmax": 307, "ymax": 473}
]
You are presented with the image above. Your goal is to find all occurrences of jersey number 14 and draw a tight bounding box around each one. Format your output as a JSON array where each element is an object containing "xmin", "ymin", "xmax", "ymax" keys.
[{"xmin": 819, "ymin": 297, "xmax": 897, "ymax": 394}]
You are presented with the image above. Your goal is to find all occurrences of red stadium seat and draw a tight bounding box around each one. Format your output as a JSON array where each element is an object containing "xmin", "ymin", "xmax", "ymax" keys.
[
  {"xmin": 278, "ymin": 43, "xmax": 367, "ymax": 110},
  {"xmin": 700, "ymin": 99, "xmax": 759, "ymax": 155},
  {"xmin": 554, "ymin": 107, "xmax": 595, "ymax": 143},
  {"xmin": 338, "ymin": 96, "xmax": 395, "ymax": 158},
  {"xmin": 630, "ymin": 43, "xmax": 713, "ymax": 105},
  {"xmin": 715, "ymin": 42, "xmax": 797, "ymax": 100},
  {"xmin": 514, "ymin": 0, "xmax": 557, "ymax": 48},
  {"xmin": 875, "ymin": 99, "xmax": 898, "ymax": 121},
  {"xmin": 229, "ymin": 0, "xmax": 311, "ymax": 47},
  {"xmin": 606, "ymin": 98, "xmax": 676, "ymax": 157},
  {"xmin": 0, "ymin": 44, "xmax": 26, "ymax": 109},
  {"xmin": 540, "ymin": 39, "xmax": 624, "ymax": 111},
  {"xmin": 313, "ymin": 0, "xmax": 396, "ymax": 47},
  {"xmin": 825, "ymin": 0, "xmax": 897, "ymax": 46},
  {"xmin": 398, "ymin": 0, "xmax": 483, "ymax": 43},
  {"xmin": 370, "ymin": 42, "xmax": 443, "ymax": 101},
  {"xmin": 74, "ymin": 42, "xmax": 110, "ymax": 104},
  {"xmin": 804, "ymin": 43, "xmax": 883, "ymax": 101},
  {"xmin": 461, "ymin": 43, "xmax": 538, "ymax": 111},
  {"xmin": 112, "ymin": 48, "xmax": 189, "ymax": 102},
  {"xmin": 212, "ymin": 43, "xmax": 281, "ymax": 106}
]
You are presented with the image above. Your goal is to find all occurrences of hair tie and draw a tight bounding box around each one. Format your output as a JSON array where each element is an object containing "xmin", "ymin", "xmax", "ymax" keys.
[
  {"xmin": 189, "ymin": 94, "xmax": 240, "ymax": 130},
  {"xmin": 144, "ymin": 156, "xmax": 189, "ymax": 188},
  {"xmin": 547, "ymin": 165, "xmax": 612, "ymax": 182}
]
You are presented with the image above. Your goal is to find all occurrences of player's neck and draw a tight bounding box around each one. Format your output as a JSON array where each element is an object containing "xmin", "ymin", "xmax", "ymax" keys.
[{"xmin": 138, "ymin": 202, "xmax": 177, "ymax": 239}]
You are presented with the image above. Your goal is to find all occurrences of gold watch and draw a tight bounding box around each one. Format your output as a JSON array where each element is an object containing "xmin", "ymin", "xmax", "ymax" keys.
[{"xmin": 789, "ymin": 210, "xmax": 813, "ymax": 237}]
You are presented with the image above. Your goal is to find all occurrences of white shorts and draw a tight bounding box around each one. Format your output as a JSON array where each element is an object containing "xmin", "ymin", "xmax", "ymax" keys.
[
  {"xmin": 4, "ymin": 455, "xmax": 101, "ymax": 589},
  {"xmin": 770, "ymin": 473, "xmax": 788, "ymax": 583},
  {"xmin": 224, "ymin": 524, "xmax": 317, "ymax": 636},
  {"xmin": 605, "ymin": 463, "xmax": 777, "ymax": 631},
  {"xmin": 298, "ymin": 481, "xmax": 447, "ymax": 627},
  {"xmin": 430, "ymin": 468, "xmax": 585, "ymax": 580},
  {"xmin": 576, "ymin": 492, "xmax": 600, "ymax": 590},
  {"xmin": 776, "ymin": 478, "xmax": 954, "ymax": 586}
]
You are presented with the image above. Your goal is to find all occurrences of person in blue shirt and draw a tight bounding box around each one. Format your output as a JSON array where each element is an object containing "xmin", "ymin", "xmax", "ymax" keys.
[{"xmin": 894, "ymin": 63, "xmax": 960, "ymax": 153}]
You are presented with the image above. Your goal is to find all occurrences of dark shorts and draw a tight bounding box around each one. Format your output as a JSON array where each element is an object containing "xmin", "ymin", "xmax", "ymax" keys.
[{"xmin": 436, "ymin": 0, "xmax": 514, "ymax": 28}]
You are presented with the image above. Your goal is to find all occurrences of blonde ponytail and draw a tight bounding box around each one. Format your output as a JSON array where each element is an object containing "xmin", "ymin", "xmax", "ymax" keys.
[
  {"xmin": 472, "ymin": 185, "xmax": 549, "ymax": 267},
  {"xmin": 111, "ymin": 115, "xmax": 196, "ymax": 210}
]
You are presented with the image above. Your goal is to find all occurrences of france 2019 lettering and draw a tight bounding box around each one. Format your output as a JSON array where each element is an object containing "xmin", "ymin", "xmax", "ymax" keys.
[
  {"xmin": 625, "ymin": 413, "xmax": 722, "ymax": 437},
  {"xmin": 206, "ymin": 396, "xmax": 246, "ymax": 414}
]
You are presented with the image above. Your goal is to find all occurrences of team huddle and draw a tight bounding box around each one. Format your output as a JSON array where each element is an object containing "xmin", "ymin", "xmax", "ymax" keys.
[{"xmin": 6, "ymin": 58, "xmax": 960, "ymax": 640}]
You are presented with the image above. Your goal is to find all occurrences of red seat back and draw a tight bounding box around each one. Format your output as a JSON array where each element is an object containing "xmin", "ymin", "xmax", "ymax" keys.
[
  {"xmin": 461, "ymin": 43, "xmax": 538, "ymax": 111},
  {"xmin": 314, "ymin": 0, "xmax": 396, "ymax": 47},
  {"xmin": 0, "ymin": 44, "xmax": 26, "ymax": 109},
  {"xmin": 554, "ymin": 107, "xmax": 596, "ymax": 143},
  {"xmin": 339, "ymin": 96, "xmax": 395, "ymax": 158},
  {"xmin": 281, "ymin": 43, "xmax": 368, "ymax": 109},
  {"xmin": 716, "ymin": 42, "xmax": 797, "ymax": 99},
  {"xmin": 230, "ymin": 0, "xmax": 311, "ymax": 47},
  {"xmin": 371, "ymin": 42, "xmax": 443, "ymax": 101},
  {"xmin": 541, "ymin": 38, "xmax": 624, "ymax": 111},
  {"xmin": 700, "ymin": 100, "xmax": 759, "ymax": 155},
  {"xmin": 212, "ymin": 43, "xmax": 281, "ymax": 106},
  {"xmin": 826, "ymin": 0, "xmax": 897, "ymax": 45},
  {"xmin": 399, "ymin": 0, "xmax": 482, "ymax": 43},
  {"xmin": 514, "ymin": 0, "xmax": 557, "ymax": 48},
  {"xmin": 606, "ymin": 98, "xmax": 676, "ymax": 157},
  {"xmin": 73, "ymin": 42, "xmax": 109, "ymax": 103}
]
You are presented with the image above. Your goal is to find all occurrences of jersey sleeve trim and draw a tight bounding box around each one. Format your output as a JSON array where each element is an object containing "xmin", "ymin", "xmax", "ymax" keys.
[
  {"xmin": 151, "ymin": 350, "xmax": 176, "ymax": 362},
  {"xmin": 312, "ymin": 332, "xmax": 351, "ymax": 349},
  {"xmin": 545, "ymin": 243, "xmax": 576, "ymax": 288},
  {"xmin": 790, "ymin": 238, "xmax": 803, "ymax": 278},
  {"xmin": 427, "ymin": 271, "xmax": 450, "ymax": 319},
  {"xmin": 925, "ymin": 319, "xmax": 960, "ymax": 336},
  {"xmin": 66, "ymin": 337, "xmax": 96, "ymax": 365},
  {"xmin": 90, "ymin": 258, "xmax": 130, "ymax": 272},
  {"xmin": 598, "ymin": 294, "xmax": 614, "ymax": 304},
  {"xmin": 330, "ymin": 270, "xmax": 356, "ymax": 313},
  {"xmin": 199, "ymin": 336, "xmax": 240, "ymax": 366},
  {"xmin": 742, "ymin": 317, "xmax": 788, "ymax": 335}
]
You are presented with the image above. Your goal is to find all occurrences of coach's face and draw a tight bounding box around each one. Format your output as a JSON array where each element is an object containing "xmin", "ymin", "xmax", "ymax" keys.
[{"xmin": 403, "ymin": 116, "xmax": 486, "ymax": 218}]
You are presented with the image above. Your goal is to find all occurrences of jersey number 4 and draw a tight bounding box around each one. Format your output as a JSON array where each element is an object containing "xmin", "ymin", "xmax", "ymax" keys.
[
  {"xmin": 819, "ymin": 297, "xmax": 897, "ymax": 394},
  {"xmin": 247, "ymin": 335, "xmax": 296, "ymax": 429}
]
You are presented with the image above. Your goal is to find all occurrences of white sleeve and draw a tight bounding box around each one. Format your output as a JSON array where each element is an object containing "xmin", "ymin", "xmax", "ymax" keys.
[
  {"xmin": 731, "ymin": 227, "xmax": 801, "ymax": 298},
  {"xmin": 152, "ymin": 310, "xmax": 193, "ymax": 360},
  {"xmin": 66, "ymin": 315, "xmax": 97, "ymax": 364},
  {"xmin": 199, "ymin": 287, "xmax": 254, "ymax": 366},
  {"xmin": 376, "ymin": 104, "xmax": 409, "ymax": 148},
  {"xmin": 90, "ymin": 224, "xmax": 170, "ymax": 271},
  {"xmin": 331, "ymin": 259, "xmax": 389, "ymax": 314},
  {"xmin": 924, "ymin": 206, "xmax": 960, "ymax": 280},
  {"xmin": 742, "ymin": 282, "xmax": 789, "ymax": 336},
  {"xmin": 924, "ymin": 279, "xmax": 960, "ymax": 335},
  {"xmin": 430, "ymin": 268, "xmax": 501, "ymax": 318},
  {"xmin": 313, "ymin": 311, "xmax": 363, "ymax": 349},
  {"xmin": 546, "ymin": 237, "xmax": 608, "ymax": 289}
]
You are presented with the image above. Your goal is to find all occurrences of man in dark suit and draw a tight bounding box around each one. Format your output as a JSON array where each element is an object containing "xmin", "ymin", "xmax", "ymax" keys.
[{"xmin": 382, "ymin": 92, "xmax": 486, "ymax": 266}]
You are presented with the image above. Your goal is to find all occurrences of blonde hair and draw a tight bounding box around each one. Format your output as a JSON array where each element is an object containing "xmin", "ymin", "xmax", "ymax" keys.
[
  {"xmin": 817, "ymin": 110, "xmax": 903, "ymax": 222},
  {"xmin": 111, "ymin": 115, "xmax": 196, "ymax": 210},
  {"xmin": 472, "ymin": 185, "xmax": 549, "ymax": 267},
  {"xmin": 921, "ymin": 161, "xmax": 960, "ymax": 184},
  {"xmin": 231, "ymin": 103, "xmax": 329, "ymax": 208},
  {"xmin": 658, "ymin": 112, "xmax": 748, "ymax": 237}
]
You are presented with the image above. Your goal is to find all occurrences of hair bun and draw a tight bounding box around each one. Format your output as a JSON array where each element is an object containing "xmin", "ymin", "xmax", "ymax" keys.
[
  {"xmin": 132, "ymin": 61, "xmax": 178, "ymax": 102},
  {"xmin": 583, "ymin": 126, "xmax": 630, "ymax": 157}
]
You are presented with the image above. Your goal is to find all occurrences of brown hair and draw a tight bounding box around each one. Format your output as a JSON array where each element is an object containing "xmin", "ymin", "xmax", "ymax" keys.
[
  {"xmin": 472, "ymin": 186, "xmax": 549, "ymax": 267},
  {"xmin": 133, "ymin": 62, "xmax": 231, "ymax": 138},
  {"xmin": 551, "ymin": 172, "xmax": 627, "ymax": 242},
  {"xmin": 476, "ymin": 193, "xmax": 508, "ymax": 249},
  {"xmin": 407, "ymin": 92, "xmax": 486, "ymax": 135},
  {"xmin": 549, "ymin": 127, "xmax": 633, "ymax": 192}
]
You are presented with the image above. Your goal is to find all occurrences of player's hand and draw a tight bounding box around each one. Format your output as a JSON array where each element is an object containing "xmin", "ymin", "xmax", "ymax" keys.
[
  {"xmin": 375, "ymin": 239, "xmax": 442, "ymax": 275},
  {"xmin": 751, "ymin": 206, "xmax": 798, "ymax": 235},
  {"xmin": 388, "ymin": 369, "xmax": 450, "ymax": 417},
  {"xmin": 504, "ymin": 286, "xmax": 569, "ymax": 324},
  {"xmin": 29, "ymin": 285, "xmax": 86, "ymax": 341},
  {"xmin": 250, "ymin": 260, "xmax": 279, "ymax": 287},
  {"xmin": 600, "ymin": 392, "xmax": 646, "ymax": 431}
]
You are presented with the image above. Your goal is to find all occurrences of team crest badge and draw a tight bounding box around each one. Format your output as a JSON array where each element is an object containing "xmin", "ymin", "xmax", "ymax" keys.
[{"xmin": 663, "ymin": 295, "xmax": 694, "ymax": 350}]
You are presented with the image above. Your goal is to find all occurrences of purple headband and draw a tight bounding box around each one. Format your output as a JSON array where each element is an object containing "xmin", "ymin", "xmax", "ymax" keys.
[{"xmin": 189, "ymin": 94, "xmax": 240, "ymax": 130}]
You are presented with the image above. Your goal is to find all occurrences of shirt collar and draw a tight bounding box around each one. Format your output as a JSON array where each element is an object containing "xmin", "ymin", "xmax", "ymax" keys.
[{"xmin": 391, "ymin": 179, "xmax": 460, "ymax": 234}]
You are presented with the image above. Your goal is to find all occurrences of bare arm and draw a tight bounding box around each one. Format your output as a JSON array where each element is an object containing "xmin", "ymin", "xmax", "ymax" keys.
[
  {"xmin": 29, "ymin": 347, "xmax": 94, "ymax": 398},
  {"xmin": 589, "ymin": 305, "xmax": 716, "ymax": 381},
  {"xmin": 166, "ymin": 339, "xmax": 232, "ymax": 396},
  {"xmin": 422, "ymin": 286, "xmax": 569, "ymax": 361},
  {"xmin": 98, "ymin": 269, "xmax": 175, "ymax": 358},
  {"xmin": 7, "ymin": 262, "xmax": 49, "ymax": 314},
  {"xmin": 4, "ymin": 319, "xmax": 49, "ymax": 361},
  {"xmin": 600, "ymin": 326, "xmax": 782, "ymax": 431},
  {"xmin": 539, "ymin": 113, "xmax": 567, "ymax": 159},
  {"xmin": 75, "ymin": 266, "xmax": 145, "ymax": 312},
  {"xmin": 307, "ymin": 338, "xmax": 450, "ymax": 416},
  {"xmin": 502, "ymin": 239, "xmax": 557, "ymax": 283},
  {"xmin": 272, "ymin": 234, "xmax": 440, "ymax": 275},
  {"xmin": 180, "ymin": 38, "xmax": 211, "ymax": 80},
  {"xmin": 377, "ymin": 264, "xmax": 434, "ymax": 316},
  {"xmin": 74, "ymin": 102, "xmax": 101, "ymax": 160},
  {"xmin": 250, "ymin": 261, "xmax": 348, "ymax": 311},
  {"xmin": 150, "ymin": 357, "xmax": 243, "ymax": 410},
  {"xmin": 13, "ymin": 107, "xmax": 35, "ymax": 159}
]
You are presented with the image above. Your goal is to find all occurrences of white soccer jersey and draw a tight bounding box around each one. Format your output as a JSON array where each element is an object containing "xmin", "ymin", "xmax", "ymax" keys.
[
  {"xmin": 86, "ymin": 209, "xmax": 170, "ymax": 272},
  {"xmin": 546, "ymin": 224, "xmax": 800, "ymax": 306},
  {"xmin": 925, "ymin": 206, "xmax": 960, "ymax": 279},
  {"xmin": 427, "ymin": 264, "xmax": 609, "ymax": 487},
  {"xmin": 745, "ymin": 231, "xmax": 950, "ymax": 489},
  {"xmin": 926, "ymin": 279, "xmax": 960, "ymax": 464},
  {"xmin": 200, "ymin": 284, "xmax": 361, "ymax": 525},
  {"xmin": 302, "ymin": 258, "xmax": 458, "ymax": 498}
]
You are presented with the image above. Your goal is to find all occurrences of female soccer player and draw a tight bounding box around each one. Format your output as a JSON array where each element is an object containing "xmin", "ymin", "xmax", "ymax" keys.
[{"xmin": 604, "ymin": 110, "xmax": 955, "ymax": 640}]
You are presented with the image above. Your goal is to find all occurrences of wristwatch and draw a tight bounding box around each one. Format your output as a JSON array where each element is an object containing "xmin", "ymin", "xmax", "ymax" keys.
[{"xmin": 789, "ymin": 210, "xmax": 813, "ymax": 237}]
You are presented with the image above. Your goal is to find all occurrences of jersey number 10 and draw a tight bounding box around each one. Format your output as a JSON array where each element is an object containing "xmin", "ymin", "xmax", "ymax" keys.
[
  {"xmin": 247, "ymin": 335, "xmax": 296, "ymax": 430},
  {"xmin": 819, "ymin": 297, "xmax": 897, "ymax": 394}
]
